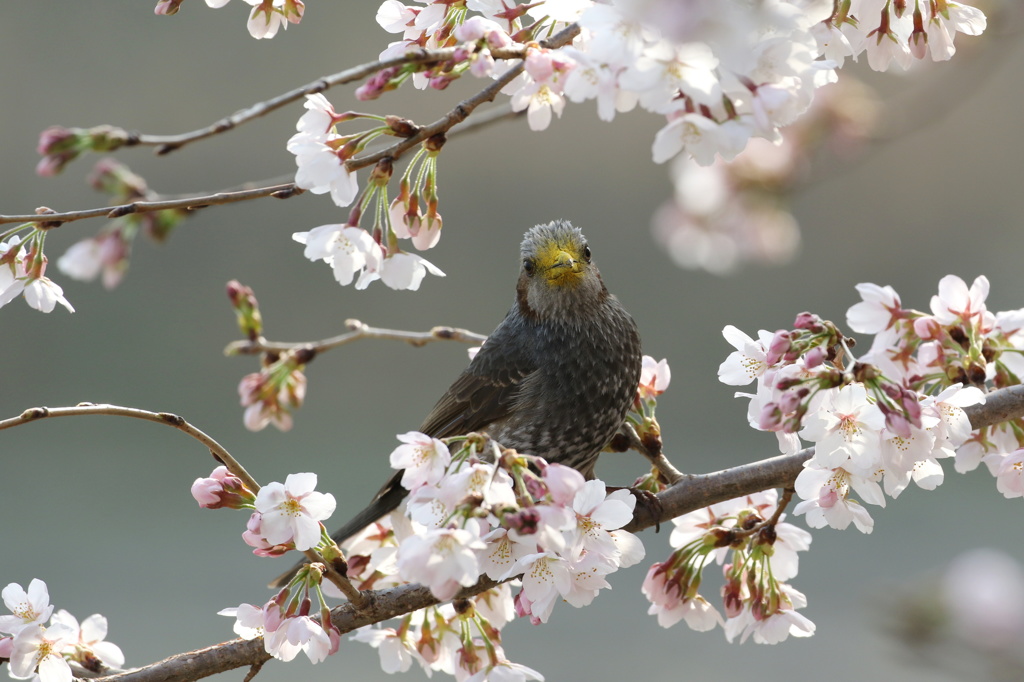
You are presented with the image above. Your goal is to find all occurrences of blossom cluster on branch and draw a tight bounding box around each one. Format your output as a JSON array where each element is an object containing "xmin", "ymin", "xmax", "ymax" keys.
[
  {"xmin": 0, "ymin": 580, "xmax": 124, "ymax": 682},
  {"xmin": 198, "ymin": 426, "xmax": 645, "ymax": 678},
  {"xmin": 721, "ymin": 275, "xmax": 1024, "ymax": 535},
  {"xmin": 1, "ymin": 0, "xmax": 991, "ymax": 309}
]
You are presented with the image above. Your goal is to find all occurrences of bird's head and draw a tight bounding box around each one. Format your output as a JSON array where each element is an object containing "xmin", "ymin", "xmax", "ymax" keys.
[{"xmin": 516, "ymin": 220, "xmax": 608, "ymax": 321}]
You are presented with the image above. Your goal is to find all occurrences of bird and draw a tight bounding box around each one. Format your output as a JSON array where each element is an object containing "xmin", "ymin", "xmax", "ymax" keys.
[{"xmin": 270, "ymin": 219, "xmax": 642, "ymax": 588}]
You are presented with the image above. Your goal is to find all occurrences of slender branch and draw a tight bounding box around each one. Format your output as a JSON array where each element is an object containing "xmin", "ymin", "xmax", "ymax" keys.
[
  {"xmin": 135, "ymin": 45, "xmax": 539, "ymax": 155},
  {"xmin": 0, "ymin": 403, "xmax": 260, "ymax": 492},
  {"xmin": 0, "ymin": 105, "xmax": 520, "ymax": 228},
  {"xmin": 225, "ymin": 319, "xmax": 487, "ymax": 356},
  {"xmin": 1, "ymin": 25, "xmax": 578, "ymax": 229},
  {"xmin": 73, "ymin": 383, "xmax": 1024, "ymax": 682},
  {"xmin": 0, "ymin": 402, "xmax": 365, "ymax": 604},
  {"xmin": 0, "ymin": 184, "xmax": 299, "ymax": 227}
]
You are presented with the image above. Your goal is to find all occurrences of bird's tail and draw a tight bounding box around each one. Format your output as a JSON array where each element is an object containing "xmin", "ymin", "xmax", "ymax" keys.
[{"xmin": 268, "ymin": 471, "xmax": 407, "ymax": 589}]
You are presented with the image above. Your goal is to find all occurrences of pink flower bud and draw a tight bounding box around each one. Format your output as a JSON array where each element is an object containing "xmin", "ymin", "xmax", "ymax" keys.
[
  {"xmin": 793, "ymin": 312, "xmax": 822, "ymax": 331},
  {"xmin": 758, "ymin": 402, "xmax": 783, "ymax": 430},
  {"xmin": 909, "ymin": 30, "xmax": 928, "ymax": 59},
  {"xmin": 804, "ymin": 346, "xmax": 826, "ymax": 368},
  {"xmin": 153, "ymin": 0, "xmax": 185, "ymax": 14},
  {"xmin": 765, "ymin": 330, "xmax": 792, "ymax": 366},
  {"xmin": 884, "ymin": 409, "xmax": 912, "ymax": 439},
  {"xmin": 777, "ymin": 390, "xmax": 803, "ymax": 414},
  {"xmin": 913, "ymin": 316, "xmax": 942, "ymax": 340}
]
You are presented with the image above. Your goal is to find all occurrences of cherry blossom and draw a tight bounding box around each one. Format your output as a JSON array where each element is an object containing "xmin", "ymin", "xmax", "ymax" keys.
[
  {"xmin": 287, "ymin": 132, "xmax": 359, "ymax": 207},
  {"xmin": 264, "ymin": 615, "xmax": 333, "ymax": 663},
  {"xmin": 7, "ymin": 623, "xmax": 75, "ymax": 682},
  {"xmin": 994, "ymin": 449, "xmax": 1024, "ymax": 498},
  {"xmin": 846, "ymin": 282, "xmax": 903, "ymax": 334},
  {"xmin": 0, "ymin": 239, "xmax": 75, "ymax": 314},
  {"xmin": 0, "ymin": 580, "xmax": 53, "ymax": 635},
  {"xmin": 292, "ymin": 224, "xmax": 383, "ymax": 287},
  {"xmin": 351, "ymin": 625, "xmax": 423, "ymax": 674},
  {"xmin": 718, "ymin": 326, "xmax": 773, "ymax": 385},
  {"xmin": 390, "ymin": 431, "xmax": 452, "ymax": 489},
  {"xmin": 217, "ymin": 603, "xmax": 266, "ymax": 639},
  {"xmin": 397, "ymin": 527, "xmax": 487, "ymax": 600},
  {"xmin": 253, "ymin": 473, "xmax": 336, "ymax": 551},
  {"xmin": 49, "ymin": 610, "xmax": 125, "ymax": 670},
  {"xmin": 793, "ymin": 465, "xmax": 878, "ymax": 533},
  {"xmin": 508, "ymin": 552, "xmax": 572, "ymax": 623},
  {"xmin": 800, "ymin": 383, "xmax": 885, "ymax": 471}
]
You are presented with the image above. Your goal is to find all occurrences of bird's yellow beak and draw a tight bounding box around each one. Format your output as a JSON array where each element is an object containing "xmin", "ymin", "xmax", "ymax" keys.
[{"xmin": 545, "ymin": 249, "xmax": 584, "ymax": 286}]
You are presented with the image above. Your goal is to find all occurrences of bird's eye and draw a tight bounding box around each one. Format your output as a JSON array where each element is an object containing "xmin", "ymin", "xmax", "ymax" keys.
[
  {"xmin": 523, "ymin": 259, "xmax": 536, "ymax": 276},
  {"xmin": 582, "ymin": 245, "xmax": 592, "ymax": 262}
]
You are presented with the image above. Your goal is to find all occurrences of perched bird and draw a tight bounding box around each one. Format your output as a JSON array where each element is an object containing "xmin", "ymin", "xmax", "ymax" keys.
[{"xmin": 271, "ymin": 220, "xmax": 642, "ymax": 588}]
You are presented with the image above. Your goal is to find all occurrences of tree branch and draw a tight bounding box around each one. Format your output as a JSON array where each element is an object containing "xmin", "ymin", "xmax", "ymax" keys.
[
  {"xmin": 0, "ymin": 402, "xmax": 366, "ymax": 605},
  {"xmin": 0, "ymin": 184, "xmax": 299, "ymax": 227},
  {"xmin": 62, "ymin": 383, "xmax": 1024, "ymax": 682},
  {"xmin": 132, "ymin": 44, "xmax": 543, "ymax": 155},
  {"xmin": 0, "ymin": 25, "xmax": 577, "ymax": 228},
  {"xmin": 225, "ymin": 318, "xmax": 487, "ymax": 356},
  {"xmin": 0, "ymin": 403, "xmax": 260, "ymax": 492}
]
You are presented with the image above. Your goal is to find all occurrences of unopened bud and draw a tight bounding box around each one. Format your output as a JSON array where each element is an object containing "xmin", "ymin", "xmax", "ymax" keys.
[
  {"xmin": 385, "ymin": 115, "xmax": 420, "ymax": 138},
  {"xmin": 793, "ymin": 312, "xmax": 823, "ymax": 332},
  {"xmin": 765, "ymin": 330, "xmax": 792, "ymax": 366},
  {"xmin": 804, "ymin": 345, "xmax": 826, "ymax": 368},
  {"xmin": 424, "ymin": 133, "xmax": 447, "ymax": 153}
]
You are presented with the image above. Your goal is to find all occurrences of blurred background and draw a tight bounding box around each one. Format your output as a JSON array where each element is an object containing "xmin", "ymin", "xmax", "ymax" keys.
[{"xmin": 3, "ymin": 2, "xmax": 1024, "ymax": 680}]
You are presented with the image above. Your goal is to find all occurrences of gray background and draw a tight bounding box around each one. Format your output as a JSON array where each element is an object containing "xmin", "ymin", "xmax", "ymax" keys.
[{"xmin": 2, "ymin": 2, "xmax": 1023, "ymax": 680}]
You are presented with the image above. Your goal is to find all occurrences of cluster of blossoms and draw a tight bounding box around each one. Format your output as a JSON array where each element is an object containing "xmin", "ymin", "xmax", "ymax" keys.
[
  {"xmin": 720, "ymin": 275, "xmax": 1024, "ymax": 534},
  {"xmin": 642, "ymin": 490, "xmax": 815, "ymax": 644},
  {"xmin": 324, "ymin": 432, "xmax": 644, "ymax": 678},
  {"xmin": 193, "ymin": 468, "xmax": 344, "ymax": 662},
  {"xmin": 2, "ymin": 155, "xmax": 190, "ymax": 315},
  {"xmin": 369, "ymin": 0, "xmax": 984, "ymax": 158},
  {"xmin": 288, "ymin": 95, "xmax": 446, "ymax": 291},
  {"xmin": 272, "ymin": 0, "xmax": 985, "ymax": 291},
  {"xmin": 198, "ymin": 423, "xmax": 646, "ymax": 676},
  {"xmin": 0, "ymin": 580, "xmax": 124, "ymax": 682}
]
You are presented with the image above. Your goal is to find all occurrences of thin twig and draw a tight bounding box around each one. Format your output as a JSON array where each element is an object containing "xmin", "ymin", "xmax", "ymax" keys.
[
  {"xmin": 0, "ymin": 25, "xmax": 577, "ymax": 228},
  {"xmin": 0, "ymin": 107, "xmax": 521, "ymax": 227},
  {"xmin": 137, "ymin": 45, "xmax": 539, "ymax": 155},
  {"xmin": 225, "ymin": 319, "xmax": 487, "ymax": 357},
  {"xmin": 0, "ymin": 402, "xmax": 260, "ymax": 491},
  {"xmin": 0, "ymin": 184, "xmax": 299, "ymax": 227},
  {"xmin": 0, "ymin": 402, "xmax": 365, "ymax": 605}
]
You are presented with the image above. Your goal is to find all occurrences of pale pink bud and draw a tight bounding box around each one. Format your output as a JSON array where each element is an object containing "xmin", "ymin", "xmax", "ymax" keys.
[
  {"xmin": 793, "ymin": 312, "xmax": 823, "ymax": 331},
  {"xmin": 804, "ymin": 346, "xmax": 826, "ymax": 368},
  {"xmin": 909, "ymin": 30, "xmax": 928, "ymax": 59},
  {"xmin": 758, "ymin": 402, "xmax": 783, "ymax": 430},
  {"xmin": 914, "ymin": 316, "xmax": 942, "ymax": 340},
  {"xmin": 765, "ymin": 330, "xmax": 792, "ymax": 366},
  {"xmin": 884, "ymin": 408, "xmax": 913, "ymax": 439}
]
